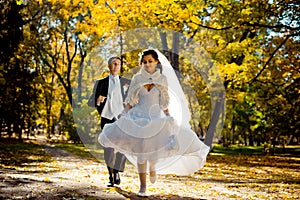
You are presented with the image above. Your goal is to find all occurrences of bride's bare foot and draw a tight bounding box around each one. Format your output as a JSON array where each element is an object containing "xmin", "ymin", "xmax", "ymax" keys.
[{"xmin": 150, "ymin": 170, "xmax": 157, "ymax": 184}]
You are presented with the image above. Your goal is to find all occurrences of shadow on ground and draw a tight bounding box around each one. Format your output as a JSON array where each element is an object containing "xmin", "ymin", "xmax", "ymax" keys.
[{"xmin": 115, "ymin": 186, "xmax": 206, "ymax": 200}]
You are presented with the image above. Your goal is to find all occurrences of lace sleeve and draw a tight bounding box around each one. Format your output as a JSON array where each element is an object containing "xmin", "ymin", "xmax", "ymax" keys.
[
  {"xmin": 125, "ymin": 75, "xmax": 139, "ymax": 106},
  {"xmin": 159, "ymin": 75, "xmax": 170, "ymax": 110}
]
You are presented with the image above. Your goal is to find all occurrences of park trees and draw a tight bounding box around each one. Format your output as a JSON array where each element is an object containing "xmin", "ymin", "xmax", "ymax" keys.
[
  {"xmin": 15, "ymin": 0, "xmax": 115, "ymax": 139},
  {"xmin": 160, "ymin": 0, "xmax": 300, "ymax": 145},
  {"xmin": 1, "ymin": 0, "xmax": 299, "ymax": 145},
  {"xmin": 0, "ymin": 0, "xmax": 41, "ymax": 140},
  {"xmin": 116, "ymin": 0, "xmax": 300, "ymax": 145}
]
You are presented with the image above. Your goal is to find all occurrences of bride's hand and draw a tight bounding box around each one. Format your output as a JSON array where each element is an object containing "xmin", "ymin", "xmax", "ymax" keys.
[
  {"xmin": 118, "ymin": 107, "xmax": 130, "ymax": 119},
  {"xmin": 163, "ymin": 109, "xmax": 170, "ymax": 116},
  {"xmin": 117, "ymin": 112, "xmax": 126, "ymax": 119}
]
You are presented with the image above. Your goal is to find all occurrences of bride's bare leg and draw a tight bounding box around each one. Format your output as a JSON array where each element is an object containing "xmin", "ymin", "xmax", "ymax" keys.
[
  {"xmin": 138, "ymin": 162, "xmax": 147, "ymax": 193},
  {"xmin": 149, "ymin": 160, "xmax": 157, "ymax": 183}
]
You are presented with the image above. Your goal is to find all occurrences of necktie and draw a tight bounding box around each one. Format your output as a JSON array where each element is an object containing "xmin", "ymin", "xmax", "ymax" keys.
[{"xmin": 110, "ymin": 77, "xmax": 123, "ymax": 118}]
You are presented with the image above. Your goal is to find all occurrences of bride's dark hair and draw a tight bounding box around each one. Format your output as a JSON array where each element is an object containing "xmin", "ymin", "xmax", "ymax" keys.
[
  {"xmin": 140, "ymin": 49, "xmax": 158, "ymax": 63},
  {"xmin": 140, "ymin": 49, "xmax": 162, "ymax": 72}
]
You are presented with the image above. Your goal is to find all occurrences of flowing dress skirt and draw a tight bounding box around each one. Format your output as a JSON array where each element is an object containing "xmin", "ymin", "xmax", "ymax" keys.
[{"xmin": 99, "ymin": 87, "xmax": 210, "ymax": 175}]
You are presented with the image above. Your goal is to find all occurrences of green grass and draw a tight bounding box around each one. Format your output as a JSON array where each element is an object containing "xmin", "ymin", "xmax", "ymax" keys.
[
  {"xmin": 211, "ymin": 144, "xmax": 264, "ymax": 155},
  {"xmin": 1, "ymin": 139, "xmax": 298, "ymax": 169},
  {"xmin": 54, "ymin": 143, "xmax": 93, "ymax": 158},
  {"xmin": 0, "ymin": 140, "xmax": 51, "ymax": 166},
  {"xmin": 54, "ymin": 143, "xmax": 104, "ymax": 161},
  {"xmin": 211, "ymin": 144, "xmax": 300, "ymax": 157},
  {"xmin": 54, "ymin": 143, "xmax": 300, "ymax": 159}
]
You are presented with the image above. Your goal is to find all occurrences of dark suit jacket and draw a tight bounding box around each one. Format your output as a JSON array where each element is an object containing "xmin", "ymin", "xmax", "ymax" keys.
[{"xmin": 91, "ymin": 76, "xmax": 130, "ymax": 115}]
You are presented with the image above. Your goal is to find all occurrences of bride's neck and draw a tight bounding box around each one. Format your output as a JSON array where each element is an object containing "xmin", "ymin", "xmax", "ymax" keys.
[{"xmin": 145, "ymin": 69, "xmax": 155, "ymax": 74}]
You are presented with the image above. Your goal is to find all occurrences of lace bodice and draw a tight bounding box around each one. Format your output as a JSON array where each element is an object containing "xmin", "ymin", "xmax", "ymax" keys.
[
  {"xmin": 129, "ymin": 86, "xmax": 164, "ymax": 119},
  {"xmin": 125, "ymin": 69, "xmax": 169, "ymax": 110}
]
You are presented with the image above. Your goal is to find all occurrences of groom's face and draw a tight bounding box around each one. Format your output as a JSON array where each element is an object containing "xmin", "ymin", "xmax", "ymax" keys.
[{"xmin": 108, "ymin": 58, "xmax": 121, "ymax": 76}]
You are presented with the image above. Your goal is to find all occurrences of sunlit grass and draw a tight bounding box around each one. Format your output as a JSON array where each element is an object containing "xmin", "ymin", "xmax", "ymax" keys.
[
  {"xmin": 0, "ymin": 141, "xmax": 51, "ymax": 167},
  {"xmin": 54, "ymin": 143, "xmax": 104, "ymax": 161},
  {"xmin": 211, "ymin": 144, "xmax": 300, "ymax": 156}
]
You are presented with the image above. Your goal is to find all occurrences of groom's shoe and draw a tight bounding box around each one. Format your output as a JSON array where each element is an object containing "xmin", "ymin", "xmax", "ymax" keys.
[
  {"xmin": 114, "ymin": 172, "xmax": 121, "ymax": 185},
  {"xmin": 107, "ymin": 176, "xmax": 114, "ymax": 187},
  {"xmin": 137, "ymin": 191, "xmax": 147, "ymax": 197}
]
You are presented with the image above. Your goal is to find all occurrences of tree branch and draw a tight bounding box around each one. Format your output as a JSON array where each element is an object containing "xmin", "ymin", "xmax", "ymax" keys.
[
  {"xmin": 189, "ymin": 21, "xmax": 233, "ymax": 31},
  {"xmin": 249, "ymin": 35, "xmax": 291, "ymax": 84},
  {"xmin": 188, "ymin": 19, "xmax": 299, "ymax": 33},
  {"xmin": 243, "ymin": 21, "xmax": 300, "ymax": 31}
]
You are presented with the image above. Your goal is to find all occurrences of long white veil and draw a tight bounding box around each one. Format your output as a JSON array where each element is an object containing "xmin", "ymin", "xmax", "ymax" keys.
[{"xmin": 154, "ymin": 49, "xmax": 191, "ymax": 129}]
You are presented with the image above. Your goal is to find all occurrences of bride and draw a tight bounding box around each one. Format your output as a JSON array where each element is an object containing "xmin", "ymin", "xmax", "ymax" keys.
[{"xmin": 98, "ymin": 49, "xmax": 210, "ymax": 196}]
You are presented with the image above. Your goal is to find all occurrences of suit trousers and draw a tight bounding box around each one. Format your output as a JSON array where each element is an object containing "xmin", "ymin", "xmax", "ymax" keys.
[{"xmin": 101, "ymin": 117, "xmax": 126, "ymax": 172}]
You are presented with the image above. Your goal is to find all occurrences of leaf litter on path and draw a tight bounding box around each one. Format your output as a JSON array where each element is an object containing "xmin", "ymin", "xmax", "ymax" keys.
[{"xmin": 0, "ymin": 140, "xmax": 299, "ymax": 199}]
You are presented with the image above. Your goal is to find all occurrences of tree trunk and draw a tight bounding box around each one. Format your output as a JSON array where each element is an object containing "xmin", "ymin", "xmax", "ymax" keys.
[
  {"xmin": 159, "ymin": 31, "xmax": 168, "ymax": 53},
  {"xmin": 16, "ymin": 124, "xmax": 22, "ymax": 141},
  {"xmin": 120, "ymin": 32, "xmax": 124, "ymax": 73},
  {"xmin": 249, "ymin": 127, "xmax": 254, "ymax": 146},
  {"xmin": 7, "ymin": 122, "xmax": 12, "ymax": 138},
  {"xmin": 244, "ymin": 134, "xmax": 248, "ymax": 146},
  {"xmin": 171, "ymin": 32, "xmax": 180, "ymax": 74},
  {"xmin": 204, "ymin": 91, "xmax": 225, "ymax": 148},
  {"xmin": 257, "ymin": 135, "xmax": 261, "ymax": 146},
  {"xmin": 45, "ymin": 75, "xmax": 54, "ymax": 139},
  {"xmin": 77, "ymin": 59, "xmax": 84, "ymax": 103},
  {"xmin": 0, "ymin": 120, "xmax": 2, "ymax": 139}
]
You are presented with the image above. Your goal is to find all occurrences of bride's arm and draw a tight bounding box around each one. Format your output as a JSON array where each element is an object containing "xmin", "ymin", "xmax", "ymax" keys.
[
  {"xmin": 159, "ymin": 75, "xmax": 170, "ymax": 113},
  {"xmin": 124, "ymin": 74, "xmax": 140, "ymax": 106},
  {"xmin": 124, "ymin": 103, "xmax": 132, "ymax": 112},
  {"xmin": 118, "ymin": 75, "xmax": 136, "ymax": 118},
  {"xmin": 118, "ymin": 104, "xmax": 132, "ymax": 119}
]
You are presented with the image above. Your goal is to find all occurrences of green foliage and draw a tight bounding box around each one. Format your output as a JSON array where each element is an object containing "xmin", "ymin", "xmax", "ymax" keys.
[
  {"xmin": 59, "ymin": 111, "xmax": 81, "ymax": 143},
  {"xmin": 0, "ymin": 0, "xmax": 299, "ymax": 145}
]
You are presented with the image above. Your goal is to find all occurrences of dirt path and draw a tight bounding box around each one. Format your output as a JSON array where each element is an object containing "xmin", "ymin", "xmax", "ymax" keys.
[
  {"xmin": 0, "ymin": 138, "xmax": 292, "ymax": 200},
  {"xmin": 1, "ymin": 143, "xmax": 125, "ymax": 200}
]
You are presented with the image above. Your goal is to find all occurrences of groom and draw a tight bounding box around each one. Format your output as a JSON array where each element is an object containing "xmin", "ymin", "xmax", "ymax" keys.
[{"xmin": 92, "ymin": 56, "xmax": 130, "ymax": 187}]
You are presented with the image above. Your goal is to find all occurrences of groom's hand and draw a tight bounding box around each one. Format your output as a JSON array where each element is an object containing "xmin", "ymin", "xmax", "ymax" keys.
[{"xmin": 97, "ymin": 95, "xmax": 106, "ymax": 105}]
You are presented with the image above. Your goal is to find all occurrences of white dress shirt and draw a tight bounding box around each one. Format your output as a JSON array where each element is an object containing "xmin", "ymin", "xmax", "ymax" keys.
[{"xmin": 101, "ymin": 74, "xmax": 124, "ymax": 120}]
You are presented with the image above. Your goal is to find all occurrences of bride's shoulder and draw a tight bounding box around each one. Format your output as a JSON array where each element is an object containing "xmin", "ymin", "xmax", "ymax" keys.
[
  {"xmin": 132, "ymin": 73, "xmax": 143, "ymax": 81},
  {"xmin": 130, "ymin": 74, "xmax": 145, "ymax": 86},
  {"xmin": 160, "ymin": 74, "xmax": 167, "ymax": 79},
  {"xmin": 159, "ymin": 74, "xmax": 168, "ymax": 82}
]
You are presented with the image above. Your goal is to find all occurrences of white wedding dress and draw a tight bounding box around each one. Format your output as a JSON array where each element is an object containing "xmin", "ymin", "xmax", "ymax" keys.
[{"xmin": 98, "ymin": 84, "xmax": 210, "ymax": 175}]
